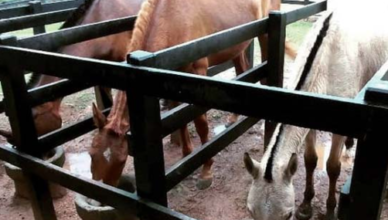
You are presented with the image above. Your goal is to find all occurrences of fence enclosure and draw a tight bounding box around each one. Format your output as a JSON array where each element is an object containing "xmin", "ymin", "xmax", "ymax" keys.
[{"xmin": 0, "ymin": 1, "xmax": 387, "ymax": 220}]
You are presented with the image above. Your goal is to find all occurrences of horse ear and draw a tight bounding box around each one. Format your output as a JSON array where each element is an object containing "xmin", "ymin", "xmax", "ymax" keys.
[
  {"xmin": 244, "ymin": 152, "xmax": 260, "ymax": 179},
  {"xmin": 284, "ymin": 153, "xmax": 298, "ymax": 182},
  {"xmin": 92, "ymin": 103, "xmax": 107, "ymax": 129}
]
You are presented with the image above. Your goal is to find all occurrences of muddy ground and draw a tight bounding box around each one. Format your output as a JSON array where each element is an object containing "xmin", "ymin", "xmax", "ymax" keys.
[{"xmin": 1, "ymin": 7, "xmax": 388, "ymax": 220}]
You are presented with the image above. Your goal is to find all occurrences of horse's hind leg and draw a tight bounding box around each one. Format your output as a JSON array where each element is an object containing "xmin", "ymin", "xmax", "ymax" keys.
[
  {"xmin": 296, "ymin": 130, "xmax": 317, "ymax": 220},
  {"xmin": 325, "ymin": 134, "xmax": 346, "ymax": 220},
  {"xmin": 194, "ymin": 114, "xmax": 213, "ymax": 190},
  {"xmin": 226, "ymin": 53, "xmax": 250, "ymax": 126},
  {"xmin": 184, "ymin": 59, "xmax": 214, "ymax": 190}
]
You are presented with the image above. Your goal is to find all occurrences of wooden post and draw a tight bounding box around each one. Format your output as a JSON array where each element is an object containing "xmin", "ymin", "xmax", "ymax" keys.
[
  {"xmin": 126, "ymin": 91, "xmax": 168, "ymax": 206},
  {"xmin": 29, "ymin": 1, "xmax": 46, "ymax": 35},
  {"xmin": 264, "ymin": 11, "xmax": 286, "ymax": 149},
  {"xmin": 0, "ymin": 36, "xmax": 57, "ymax": 220},
  {"xmin": 348, "ymin": 112, "xmax": 388, "ymax": 219},
  {"xmin": 126, "ymin": 51, "xmax": 167, "ymax": 206}
]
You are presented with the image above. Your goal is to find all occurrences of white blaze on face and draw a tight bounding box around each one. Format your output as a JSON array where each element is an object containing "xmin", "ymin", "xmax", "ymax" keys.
[{"xmin": 103, "ymin": 148, "xmax": 112, "ymax": 162}]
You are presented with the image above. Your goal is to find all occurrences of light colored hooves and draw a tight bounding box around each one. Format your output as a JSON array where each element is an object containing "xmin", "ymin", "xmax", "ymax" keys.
[
  {"xmin": 196, "ymin": 177, "xmax": 213, "ymax": 190},
  {"xmin": 295, "ymin": 203, "xmax": 313, "ymax": 220}
]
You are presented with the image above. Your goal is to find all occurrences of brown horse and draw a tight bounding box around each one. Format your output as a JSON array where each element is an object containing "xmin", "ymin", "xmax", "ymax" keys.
[
  {"xmin": 0, "ymin": 0, "xmax": 143, "ymax": 141},
  {"xmin": 91, "ymin": 0, "xmax": 297, "ymax": 189}
]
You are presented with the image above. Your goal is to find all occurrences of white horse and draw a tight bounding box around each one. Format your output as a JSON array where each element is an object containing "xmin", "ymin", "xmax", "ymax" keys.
[{"xmin": 244, "ymin": 1, "xmax": 388, "ymax": 220}]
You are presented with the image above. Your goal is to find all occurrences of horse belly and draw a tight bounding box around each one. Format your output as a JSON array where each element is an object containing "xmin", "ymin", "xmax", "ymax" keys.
[{"xmin": 208, "ymin": 40, "xmax": 252, "ymax": 67}]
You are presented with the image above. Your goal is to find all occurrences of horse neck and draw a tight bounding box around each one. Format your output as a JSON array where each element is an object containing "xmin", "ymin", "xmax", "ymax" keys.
[
  {"xmin": 101, "ymin": 0, "xmax": 161, "ymax": 134},
  {"xmin": 105, "ymin": 91, "xmax": 129, "ymax": 135},
  {"xmin": 262, "ymin": 124, "xmax": 309, "ymax": 180}
]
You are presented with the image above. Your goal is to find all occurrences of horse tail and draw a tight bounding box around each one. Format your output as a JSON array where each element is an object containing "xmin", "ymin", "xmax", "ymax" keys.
[{"xmin": 129, "ymin": 0, "xmax": 159, "ymax": 51}]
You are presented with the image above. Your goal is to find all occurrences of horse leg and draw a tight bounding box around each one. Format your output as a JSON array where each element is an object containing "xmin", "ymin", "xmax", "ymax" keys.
[
  {"xmin": 226, "ymin": 54, "xmax": 250, "ymax": 126},
  {"xmin": 186, "ymin": 58, "xmax": 214, "ymax": 190},
  {"xmin": 296, "ymin": 130, "xmax": 317, "ymax": 220},
  {"xmin": 325, "ymin": 134, "xmax": 346, "ymax": 220},
  {"xmin": 194, "ymin": 114, "xmax": 213, "ymax": 189},
  {"xmin": 167, "ymin": 101, "xmax": 182, "ymax": 147}
]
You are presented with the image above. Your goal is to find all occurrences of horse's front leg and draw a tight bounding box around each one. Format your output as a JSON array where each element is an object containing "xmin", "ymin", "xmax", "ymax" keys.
[
  {"xmin": 325, "ymin": 134, "xmax": 346, "ymax": 220},
  {"xmin": 296, "ymin": 130, "xmax": 317, "ymax": 220},
  {"xmin": 226, "ymin": 53, "xmax": 250, "ymax": 126}
]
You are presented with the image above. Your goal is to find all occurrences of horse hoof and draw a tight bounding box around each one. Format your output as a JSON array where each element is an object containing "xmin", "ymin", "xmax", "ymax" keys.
[
  {"xmin": 324, "ymin": 210, "xmax": 336, "ymax": 220},
  {"xmin": 196, "ymin": 177, "xmax": 213, "ymax": 190},
  {"xmin": 295, "ymin": 203, "xmax": 313, "ymax": 220}
]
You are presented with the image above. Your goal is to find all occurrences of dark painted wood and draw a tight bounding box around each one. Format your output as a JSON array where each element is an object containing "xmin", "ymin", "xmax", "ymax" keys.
[
  {"xmin": 29, "ymin": 1, "xmax": 46, "ymax": 35},
  {"xmin": 0, "ymin": 46, "xmax": 375, "ymax": 138},
  {"xmin": 349, "ymin": 108, "xmax": 388, "ymax": 220},
  {"xmin": 127, "ymin": 19, "xmax": 268, "ymax": 70},
  {"xmin": 356, "ymin": 60, "xmax": 388, "ymax": 101},
  {"xmin": 161, "ymin": 62, "xmax": 268, "ymax": 137},
  {"xmin": 0, "ymin": 37, "xmax": 56, "ymax": 220},
  {"xmin": 18, "ymin": 15, "xmax": 136, "ymax": 51},
  {"xmin": 0, "ymin": 0, "xmax": 82, "ymax": 19},
  {"xmin": 282, "ymin": 0, "xmax": 312, "ymax": 5},
  {"xmin": 0, "ymin": 8, "xmax": 74, "ymax": 33},
  {"xmin": 207, "ymin": 61, "xmax": 234, "ymax": 77},
  {"xmin": 285, "ymin": 0, "xmax": 327, "ymax": 24},
  {"xmin": 28, "ymin": 79, "xmax": 93, "ymax": 108},
  {"xmin": 38, "ymin": 108, "xmax": 110, "ymax": 152},
  {"xmin": 338, "ymin": 175, "xmax": 351, "ymax": 220},
  {"xmin": 166, "ymin": 117, "xmax": 260, "ymax": 190},
  {"xmin": 265, "ymin": 11, "xmax": 286, "ymax": 148},
  {"xmin": 127, "ymin": 90, "xmax": 167, "ymax": 206},
  {"xmin": 0, "ymin": 145, "xmax": 195, "ymax": 220}
]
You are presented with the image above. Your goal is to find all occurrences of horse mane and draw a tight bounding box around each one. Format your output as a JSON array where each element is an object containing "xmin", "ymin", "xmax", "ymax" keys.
[
  {"xmin": 27, "ymin": 0, "xmax": 97, "ymax": 88},
  {"xmin": 129, "ymin": 0, "xmax": 159, "ymax": 51},
  {"xmin": 263, "ymin": 13, "xmax": 334, "ymax": 182}
]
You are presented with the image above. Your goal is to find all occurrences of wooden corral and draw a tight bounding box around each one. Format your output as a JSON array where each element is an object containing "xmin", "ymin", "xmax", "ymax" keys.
[{"xmin": 0, "ymin": 0, "xmax": 387, "ymax": 220}]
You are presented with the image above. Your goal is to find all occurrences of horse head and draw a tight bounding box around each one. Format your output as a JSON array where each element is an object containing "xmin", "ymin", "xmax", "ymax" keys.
[
  {"xmin": 244, "ymin": 152, "xmax": 297, "ymax": 220},
  {"xmin": 89, "ymin": 103, "xmax": 129, "ymax": 186},
  {"xmin": 0, "ymin": 101, "xmax": 62, "ymax": 145}
]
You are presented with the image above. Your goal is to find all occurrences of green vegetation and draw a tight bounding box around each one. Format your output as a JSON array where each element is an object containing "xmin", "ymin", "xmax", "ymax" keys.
[
  {"xmin": 8, "ymin": 22, "xmax": 63, "ymax": 37},
  {"xmin": 286, "ymin": 20, "xmax": 313, "ymax": 46}
]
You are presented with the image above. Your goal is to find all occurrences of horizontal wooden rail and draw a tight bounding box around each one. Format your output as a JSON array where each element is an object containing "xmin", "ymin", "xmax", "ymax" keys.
[
  {"xmin": 0, "ymin": 8, "xmax": 74, "ymax": 33},
  {"xmin": 0, "ymin": 0, "xmax": 83, "ymax": 19},
  {"xmin": 165, "ymin": 116, "xmax": 259, "ymax": 190},
  {"xmin": 18, "ymin": 15, "xmax": 136, "ymax": 51},
  {"xmin": 0, "ymin": 145, "xmax": 195, "ymax": 220},
  {"xmin": 0, "ymin": 46, "xmax": 380, "ymax": 138}
]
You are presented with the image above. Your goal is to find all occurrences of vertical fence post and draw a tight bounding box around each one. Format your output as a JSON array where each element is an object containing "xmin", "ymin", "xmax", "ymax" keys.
[
  {"xmin": 0, "ymin": 36, "xmax": 57, "ymax": 220},
  {"xmin": 126, "ymin": 52, "xmax": 168, "ymax": 207},
  {"xmin": 264, "ymin": 11, "xmax": 286, "ymax": 148},
  {"xmin": 348, "ymin": 112, "xmax": 388, "ymax": 219},
  {"xmin": 29, "ymin": 1, "xmax": 46, "ymax": 35}
]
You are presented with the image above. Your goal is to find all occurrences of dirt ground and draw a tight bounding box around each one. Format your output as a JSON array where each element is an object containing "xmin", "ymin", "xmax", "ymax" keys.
[{"xmin": 1, "ymin": 8, "xmax": 388, "ymax": 220}]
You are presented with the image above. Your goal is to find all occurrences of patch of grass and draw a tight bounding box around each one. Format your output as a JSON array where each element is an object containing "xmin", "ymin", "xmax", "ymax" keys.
[
  {"xmin": 9, "ymin": 22, "xmax": 63, "ymax": 37},
  {"xmin": 286, "ymin": 20, "xmax": 313, "ymax": 46}
]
